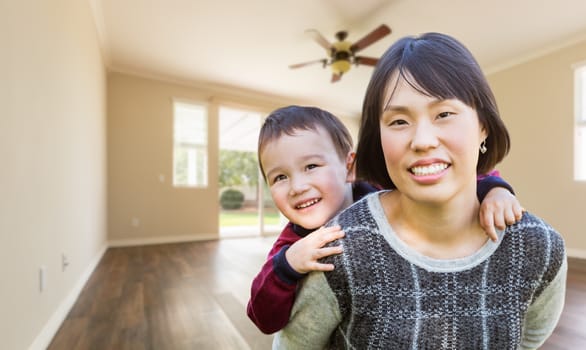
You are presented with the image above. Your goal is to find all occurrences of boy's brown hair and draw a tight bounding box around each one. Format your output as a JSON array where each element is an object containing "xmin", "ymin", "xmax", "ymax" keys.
[{"xmin": 258, "ymin": 105, "xmax": 353, "ymax": 181}]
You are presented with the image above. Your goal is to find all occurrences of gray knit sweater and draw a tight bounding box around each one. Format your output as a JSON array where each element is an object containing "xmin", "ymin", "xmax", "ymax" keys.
[{"xmin": 274, "ymin": 192, "xmax": 567, "ymax": 350}]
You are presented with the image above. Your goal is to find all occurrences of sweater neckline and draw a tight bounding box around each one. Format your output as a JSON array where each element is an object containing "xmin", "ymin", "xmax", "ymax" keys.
[{"xmin": 368, "ymin": 191, "xmax": 505, "ymax": 272}]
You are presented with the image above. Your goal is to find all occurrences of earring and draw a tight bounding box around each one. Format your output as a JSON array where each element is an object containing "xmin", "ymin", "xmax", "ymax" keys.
[{"xmin": 480, "ymin": 140, "xmax": 487, "ymax": 154}]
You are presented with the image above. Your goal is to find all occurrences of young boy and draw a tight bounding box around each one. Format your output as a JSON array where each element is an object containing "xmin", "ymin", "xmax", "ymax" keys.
[{"xmin": 247, "ymin": 105, "xmax": 522, "ymax": 334}]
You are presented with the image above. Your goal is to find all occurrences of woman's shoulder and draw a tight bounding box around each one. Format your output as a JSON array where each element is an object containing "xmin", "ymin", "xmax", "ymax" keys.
[
  {"xmin": 505, "ymin": 211, "xmax": 566, "ymax": 273},
  {"xmin": 333, "ymin": 191, "xmax": 386, "ymax": 225},
  {"xmin": 505, "ymin": 211, "xmax": 567, "ymax": 299},
  {"xmin": 510, "ymin": 211, "xmax": 564, "ymax": 245}
]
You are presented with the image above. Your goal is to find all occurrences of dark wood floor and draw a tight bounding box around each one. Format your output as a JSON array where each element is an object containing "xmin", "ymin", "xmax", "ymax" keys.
[{"xmin": 48, "ymin": 237, "xmax": 586, "ymax": 350}]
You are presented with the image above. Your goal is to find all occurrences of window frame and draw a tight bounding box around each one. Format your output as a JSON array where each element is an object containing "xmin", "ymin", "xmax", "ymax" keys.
[{"xmin": 172, "ymin": 98, "xmax": 209, "ymax": 188}]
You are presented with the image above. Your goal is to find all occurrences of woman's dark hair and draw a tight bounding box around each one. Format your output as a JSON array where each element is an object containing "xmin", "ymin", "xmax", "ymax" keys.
[
  {"xmin": 355, "ymin": 32, "xmax": 510, "ymax": 189},
  {"xmin": 258, "ymin": 105, "xmax": 353, "ymax": 181}
]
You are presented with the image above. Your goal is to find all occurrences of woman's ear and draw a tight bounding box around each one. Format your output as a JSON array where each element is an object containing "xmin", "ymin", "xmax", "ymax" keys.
[
  {"xmin": 480, "ymin": 125, "xmax": 488, "ymax": 142},
  {"xmin": 345, "ymin": 151, "xmax": 356, "ymax": 182}
]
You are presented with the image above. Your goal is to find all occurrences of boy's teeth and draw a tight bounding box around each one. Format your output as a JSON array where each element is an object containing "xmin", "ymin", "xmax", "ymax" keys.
[
  {"xmin": 410, "ymin": 163, "xmax": 448, "ymax": 176},
  {"xmin": 297, "ymin": 198, "xmax": 320, "ymax": 209}
]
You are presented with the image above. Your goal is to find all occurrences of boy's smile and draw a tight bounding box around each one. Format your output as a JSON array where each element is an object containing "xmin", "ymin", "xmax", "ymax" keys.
[
  {"xmin": 260, "ymin": 126, "xmax": 354, "ymax": 230},
  {"xmin": 295, "ymin": 197, "xmax": 321, "ymax": 209}
]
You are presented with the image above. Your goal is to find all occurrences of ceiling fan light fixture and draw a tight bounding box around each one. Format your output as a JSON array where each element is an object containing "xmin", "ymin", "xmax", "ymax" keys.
[
  {"xmin": 331, "ymin": 59, "xmax": 351, "ymax": 75},
  {"xmin": 290, "ymin": 24, "xmax": 391, "ymax": 82}
]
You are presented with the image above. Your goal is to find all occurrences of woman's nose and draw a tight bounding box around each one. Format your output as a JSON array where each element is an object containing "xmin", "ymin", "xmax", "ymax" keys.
[{"xmin": 410, "ymin": 121, "xmax": 439, "ymax": 151}]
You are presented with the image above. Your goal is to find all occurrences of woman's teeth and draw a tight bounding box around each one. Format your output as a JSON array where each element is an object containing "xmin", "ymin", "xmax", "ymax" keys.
[{"xmin": 410, "ymin": 163, "xmax": 448, "ymax": 176}]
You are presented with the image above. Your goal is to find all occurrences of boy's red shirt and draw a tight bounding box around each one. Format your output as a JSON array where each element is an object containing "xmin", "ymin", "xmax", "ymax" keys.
[{"xmin": 246, "ymin": 222, "xmax": 301, "ymax": 334}]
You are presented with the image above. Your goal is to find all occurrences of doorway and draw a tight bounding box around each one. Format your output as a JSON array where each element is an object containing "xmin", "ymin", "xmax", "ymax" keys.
[{"xmin": 218, "ymin": 106, "xmax": 284, "ymax": 238}]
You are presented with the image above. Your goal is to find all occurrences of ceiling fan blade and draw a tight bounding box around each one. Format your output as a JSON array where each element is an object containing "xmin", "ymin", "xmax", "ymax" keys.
[
  {"xmin": 350, "ymin": 24, "xmax": 391, "ymax": 53},
  {"xmin": 289, "ymin": 59, "xmax": 328, "ymax": 69},
  {"xmin": 305, "ymin": 29, "xmax": 334, "ymax": 52},
  {"xmin": 331, "ymin": 73, "xmax": 342, "ymax": 83},
  {"xmin": 354, "ymin": 56, "xmax": 379, "ymax": 66}
]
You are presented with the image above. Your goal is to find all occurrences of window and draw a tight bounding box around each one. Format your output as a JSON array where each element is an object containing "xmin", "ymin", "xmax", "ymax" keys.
[
  {"xmin": 575, "ymin": 66, "xmax": 586, "ymax": 181},
  {"xmin": 173, "ymin": 101, "xmax": 208, "ymax": 187}
]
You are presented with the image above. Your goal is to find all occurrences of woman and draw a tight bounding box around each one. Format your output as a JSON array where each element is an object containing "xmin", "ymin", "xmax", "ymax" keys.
[{"xmin": 273, "ymin": 32, "xmax": 567, "ymax": 350}]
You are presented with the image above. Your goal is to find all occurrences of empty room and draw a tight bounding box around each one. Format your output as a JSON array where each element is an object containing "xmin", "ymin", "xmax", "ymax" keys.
[{"xmin": 2, "ymin": 0, "xmax": 586, "ymax": 349}]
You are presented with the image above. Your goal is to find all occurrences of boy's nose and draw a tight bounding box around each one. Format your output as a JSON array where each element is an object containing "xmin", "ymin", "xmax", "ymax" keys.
[{"xmin": 288, "ymin": 176, "xmax": 310, "ymax": 196}]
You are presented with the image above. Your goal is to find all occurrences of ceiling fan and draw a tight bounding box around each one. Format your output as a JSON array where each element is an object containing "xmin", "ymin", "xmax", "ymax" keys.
[{"xmin": 289, "ymin": 24, "xmax": 391, "ymax": 82}]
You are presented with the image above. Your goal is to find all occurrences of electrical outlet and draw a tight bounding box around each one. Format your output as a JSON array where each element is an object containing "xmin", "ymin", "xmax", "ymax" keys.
[
  {"xmin": 131, "ymin": 217, "xmax": 140, "ymax": 227},
  {"xmin": 62, "ymin": 254, "xmax": 70, "ymax": 271},
  {"xmin": 39, "ymin": 266, "xmax": 47, "ymax": 292}
]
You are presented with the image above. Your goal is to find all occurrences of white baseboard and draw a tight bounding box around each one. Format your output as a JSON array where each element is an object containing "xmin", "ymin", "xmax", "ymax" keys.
[
  {"xmin": 28, "ymin": 243, "xmax": 108, "ymax": 350},
  {"xmin": 567, "ymin": 248, "xmax": 586, "ymax": 260},
  {"xmin": 108, "ymin": 233, "xmax": 219, "ymax": 247},
  {"xmin": 28, "ymin": 234, "xmax": 217, "ymax": 349}
]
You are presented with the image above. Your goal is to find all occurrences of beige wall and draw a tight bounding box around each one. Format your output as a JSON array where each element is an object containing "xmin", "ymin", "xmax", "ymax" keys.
[
  {"xmin": 488, "ymin": 41, "xmax": 586, "ymax": 256},
  {"xmin": 107, "ymin": 73, "xmax": 221, "ymax": 243},
  {"xmin": 0, "ymin": 0, "xmax": 107, "ymax": 349},
  {"xmin": 107, "ymin": 72, "xmax": 359, "ymax": 245}
]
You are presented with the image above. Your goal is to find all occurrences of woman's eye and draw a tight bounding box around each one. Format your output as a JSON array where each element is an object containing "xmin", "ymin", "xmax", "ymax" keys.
[
  {"xmin": 437, "ymin": 111, "xmax": 454, "ymax": 119},
  {"xmin": 389, "ymin": 119, "xmax": 408, "ymax": 126},
  {"xmin": 306, "ymin": 164, "xmax": 318, "ymax": 171}
]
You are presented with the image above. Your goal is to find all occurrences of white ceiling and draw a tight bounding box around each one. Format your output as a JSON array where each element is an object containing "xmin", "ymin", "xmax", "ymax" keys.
[{"xmin": 92, "ymin": 0, "xmax": 586, "ymax": 117}]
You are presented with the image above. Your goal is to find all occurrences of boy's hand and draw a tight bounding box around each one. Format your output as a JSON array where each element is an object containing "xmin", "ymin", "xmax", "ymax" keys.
[
  {"xmin": 479, "ymin": 187, "xmax": 524, "ymax": 242},
  {"xmin": 285, "ymin": 225, "xmax": 344, "ymax": 274}
]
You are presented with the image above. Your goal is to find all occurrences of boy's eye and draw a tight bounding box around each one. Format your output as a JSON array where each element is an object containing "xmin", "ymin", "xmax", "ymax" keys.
[{"xmin": 272, "ymin": 174, "xmax": 287, "ymax": 184}]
